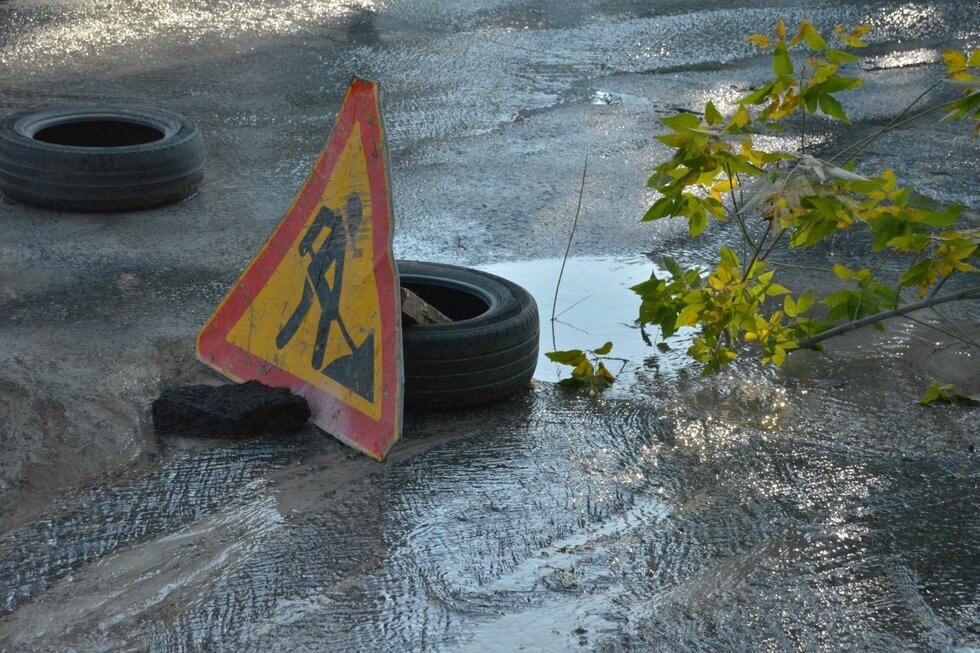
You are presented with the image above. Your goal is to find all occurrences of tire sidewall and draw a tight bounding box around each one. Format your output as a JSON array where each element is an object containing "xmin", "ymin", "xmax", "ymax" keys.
[{"xmin": 0, "ymin": 104, "xmax": 205, "ymax": 211}]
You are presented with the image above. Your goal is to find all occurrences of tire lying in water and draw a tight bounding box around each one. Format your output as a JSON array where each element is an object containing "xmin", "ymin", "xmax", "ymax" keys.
[
  {"xmin": 398, "ymin": 260, "xmax": 539, "ymax": 410},
  {"xmin": 0, "ymin": 105, "xmax": 205, "ymax": 212}
]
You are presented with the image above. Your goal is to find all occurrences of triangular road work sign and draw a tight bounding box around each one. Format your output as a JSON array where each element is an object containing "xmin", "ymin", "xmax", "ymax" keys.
[{"xmin": 197, "ymin": 77, "xmax": 402, "ymax": 460}]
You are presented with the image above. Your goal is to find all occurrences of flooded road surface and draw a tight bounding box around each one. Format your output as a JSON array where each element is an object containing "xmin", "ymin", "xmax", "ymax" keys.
[{"xmin": 1, "ymin": 0, "xmax": 978, "ymax": 650}]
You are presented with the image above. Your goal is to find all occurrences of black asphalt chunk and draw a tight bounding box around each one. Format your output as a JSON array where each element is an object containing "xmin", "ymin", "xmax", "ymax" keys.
[{"xmin": 152, "ymin": 381, "xmax": 310, "ymax": 438}]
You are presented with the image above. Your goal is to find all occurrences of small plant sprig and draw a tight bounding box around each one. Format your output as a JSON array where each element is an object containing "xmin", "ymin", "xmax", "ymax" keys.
[
  {"xmin": 920, "ymin": 383, "xmax": 980, "ymax": 407},
  {"xmin": 546, "ymin": 342, "xmax": 617, "ymax": 397}
]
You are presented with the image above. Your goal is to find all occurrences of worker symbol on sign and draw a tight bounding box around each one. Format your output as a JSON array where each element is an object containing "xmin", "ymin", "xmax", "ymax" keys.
[{"xmin": 276, "ymin": 193, "xmax": 375, "ymax": 402}]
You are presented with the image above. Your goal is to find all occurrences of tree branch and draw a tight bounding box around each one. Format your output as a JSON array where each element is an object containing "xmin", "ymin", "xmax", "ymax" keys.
[
  {"xmin": 741, "ymin": 219, "xmax": 773, "ymax": 282},
  {"xmin": 795, "ymin": 285, "xmax": 980, "ymax": 349},
  {"xmin": 928, "ymin": 272, "xmax": 952, "ymax": 299},
  {"xmin": 902, "ymin": 315, "xmax": 980, "ymax": 349},
  {"xmin": 551, "ymin": 155, "xmax": 589, "ymax": 350},
  {"xmin": 829, "ymin": 75, "xmax": 949, "ymax": 164}
]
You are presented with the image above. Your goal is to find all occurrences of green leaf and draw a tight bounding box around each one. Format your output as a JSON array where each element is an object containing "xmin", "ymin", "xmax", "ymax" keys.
[
  {"xmin": 819, "ymin": 76, "xmax": 863, "ymax": 93},
  {"xmin": 739, "ymin": 81, "xmax": 776, "ymax": 106},
  {"xmin": 918, "ymin": 203, "xmax": 961, "ymax": 228},
  {"xmin": 675, "ymin": 302, "xmax": 704, "ymax": 328},
  {"xmin": 803, "ymin": 25, "xmax": 826, "ymax": 51},
  {"xmin": 663, "ymin": 256, "xmax": 683, "ymax": 278},
  {"xmin": 827, "ymin": 48, "xmax": 858, "ymax": 63},
  {"xmin": 662, "ymin": 113, "xmax": 701, "ymax": 132},
  {"xmin": 899, "ymin": 259, "xmax": 933, "ymax": 287},
  {"xmin": 689, "ymin": 209, "xmax": 708, "ymax": 237},
  {"xmin": 631, "ymin": 277, "xmax": 662, "ymax": 298},
  {"xmin": 833, "ymin": 264, "xmax": 853, "ymax": 280},
  {"xmin": 704, "ymin": 101, "xmax": 723, "ymax": 126},
  {"xmin": 643, "ymin": 196, "xmax": 675, "ymax": 221},
  {"xmin": 546, "ymin": 349, "xmax": 585, "ymax": 365},
  {"xmin": 892, "ymin": 187, "xmax": 912, "ymax": 207},
  {"xmin": 803, "ymin": 88, "xmax": 820, "ymax": 114},
  {"xmin": 920, "ymin": 383, "xmax": 980, "ymax": 406},
  {"xmin": 797, "ymin": 291, "xmax": 815, "ymax": 314},
  {"xmin": 818, "ymin": 93, "xmax": 850, "ymax": 122},
  {"xmin": 719, "ymin": 246, "xmax": 740, "ymax": 268},
  {"xmin": 784, "ymin": 295, "xmax": 798, "ymax": 317},
  {"xmin": 773, "ymin": 41, "xmax": 794, "ymax": 76},
  {"xmin": 821, "ymin": 289, "xmax": 857, "ymax": 318},
  {"xmin": 593, "ymin": 341, "xmax": 613, "ymax": 355},
  {"xmin": 886, "ymin": 233, "xmax": 930, "ymax": 252}
]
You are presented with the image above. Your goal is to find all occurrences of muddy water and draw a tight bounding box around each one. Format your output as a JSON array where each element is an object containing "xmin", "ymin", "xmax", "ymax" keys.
[
  {"xmin": 1, "ymin": 331, "xmax": 977, "ymax": 651},
  {"xmin": 1, "ymin": 0, "xmax": 979, "ymax": 650}
]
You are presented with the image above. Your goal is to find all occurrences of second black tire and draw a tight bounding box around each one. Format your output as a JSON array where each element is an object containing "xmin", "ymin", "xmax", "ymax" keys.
[
  {"xmin": 0, "ymin": 105, "xmax": 205, "ymax": 212},
  {"xmin": 398, "ymin": 260, "xmax": 539, "ymax": 410}
]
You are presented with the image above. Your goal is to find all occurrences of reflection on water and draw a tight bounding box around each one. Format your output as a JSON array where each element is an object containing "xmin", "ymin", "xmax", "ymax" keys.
[
  {"xmin": 865, "ymin": 47, "xmax": 940, "ymax": 70},
  {"xmin": 479, "ymin": 256, "xmax": 693, "ymax": 386}
]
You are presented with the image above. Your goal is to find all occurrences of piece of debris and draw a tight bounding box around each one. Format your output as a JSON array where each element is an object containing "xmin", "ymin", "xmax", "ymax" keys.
[
  {"xmin": 401, "ymin": 286, "xmax": 452, "ymax": 325},
  {"xmin": 152, "ymin": 380, "xmax": 311, "ymax": 438}
]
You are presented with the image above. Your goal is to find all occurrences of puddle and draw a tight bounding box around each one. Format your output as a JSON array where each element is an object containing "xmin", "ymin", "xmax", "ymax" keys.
[{"xmin": 480, "ymin": 256, "xmax": 692, "ymax": 386}]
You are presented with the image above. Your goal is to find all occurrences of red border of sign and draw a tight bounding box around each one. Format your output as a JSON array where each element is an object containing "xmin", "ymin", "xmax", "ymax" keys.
[{"xmin": 196, "ymin": 77, "xmax": 402, "ymax": 460}]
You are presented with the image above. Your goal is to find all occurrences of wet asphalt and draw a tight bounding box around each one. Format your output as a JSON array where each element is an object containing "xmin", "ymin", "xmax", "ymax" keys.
[{"xmin": 0, "ymin": 1, "xmax": 979, "ymax": 651}]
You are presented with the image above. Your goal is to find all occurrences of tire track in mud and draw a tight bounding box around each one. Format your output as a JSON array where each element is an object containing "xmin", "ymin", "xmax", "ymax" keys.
[{"xmin": 0, "ymin": 437, "xmax": 319, "ymax": 617}]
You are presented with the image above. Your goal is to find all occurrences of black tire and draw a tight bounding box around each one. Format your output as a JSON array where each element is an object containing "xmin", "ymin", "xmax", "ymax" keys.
[
  {"xmin": 398, "ymin": 260, "xmax": 539, "ymax": 410},
  {"xmin": 0, "ymin": 105, "xmax": 205, "ymax": 212}
]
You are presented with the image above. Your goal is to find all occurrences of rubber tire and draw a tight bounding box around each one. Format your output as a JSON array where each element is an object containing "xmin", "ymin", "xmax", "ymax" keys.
[
  {"xmin": 0, "ymin": 105, "xmax": 205, "ymax": 212},
  {"xmin": 398, "ymin": 260, "xmax": 539, "ymax": 410}
]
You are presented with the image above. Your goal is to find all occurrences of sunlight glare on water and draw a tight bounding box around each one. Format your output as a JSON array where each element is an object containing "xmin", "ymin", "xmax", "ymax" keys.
[
  {"xmin": 0, "ymin": 0, "xmax": 378, "ymax": 71},
  {"xmin": 479, "ymin": 256, "xmax": 696, "ymax": 386}
]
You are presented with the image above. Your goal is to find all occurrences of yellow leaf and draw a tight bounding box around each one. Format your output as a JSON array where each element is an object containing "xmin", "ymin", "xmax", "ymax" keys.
[
  {"xmin": 776, "ymin": 19, "xmax": 787, "ymax": 41},
  {"xmin": 718, "ymin": 262, "xmax": 734, "ymax": 281},
  {"xmin": 711, "ymin": 177, "xmax": 738, "ymax": 193},
  {"xmin": 969, "ymin": 49, "xmax": 980, "ymax": 67},
  {"xmin": 943, "ymin": 49, "xmax": 967, "ymax": 75},
  {"xmin": 727, "ymin": 106, "xmax": 751, "ymax": 130},
  {"xmin": 881, "ymin": 169, "xmax": 896, "ymax": 192},
  {"xmin": 747, "ymin": 34, "xmax": 771, "ymax": 49},
  {"xmin": 835, "ymin": 24, "xmax": 869, "ymax": 48},
  {"xmin": 784, "ymin": 295, "xmax": 798, "ymax": 317},
  {"xmin": 676, "ymin": 303, "xmax": 705, "ymax": 327},
  {"xmin": 771, "ymin": 347, "xmax": 786, "ymax": 367},
  {"xmin": 790, "ymin": 21, "xmax": 806, "ymax": 46}
]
